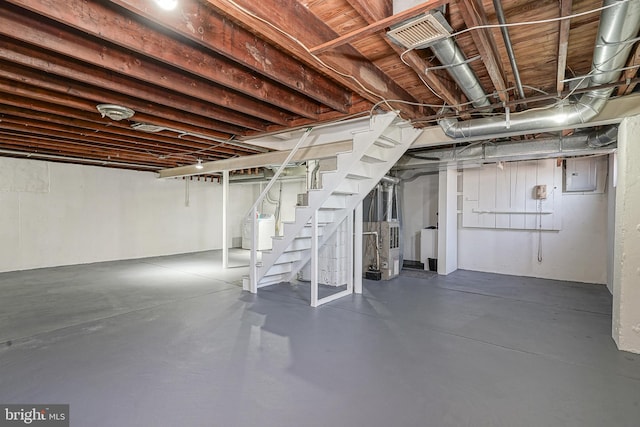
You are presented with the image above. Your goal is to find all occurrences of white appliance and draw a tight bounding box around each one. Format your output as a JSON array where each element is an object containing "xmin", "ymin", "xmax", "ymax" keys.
[{"xmin": 242, "ymin": 214, "xmax": 275, "ymax": 251}]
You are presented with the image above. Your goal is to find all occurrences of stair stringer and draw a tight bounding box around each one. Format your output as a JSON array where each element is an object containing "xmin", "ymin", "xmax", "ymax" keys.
[
  {"xmin": 255, "ymin": 112, "xmax": 399, "ymax": 286},
  {"xmin": 285, "ymin": 122, "xmax": 422, "ymax": 282}
]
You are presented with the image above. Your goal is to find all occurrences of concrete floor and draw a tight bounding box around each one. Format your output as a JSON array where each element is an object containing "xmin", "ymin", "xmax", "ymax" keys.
[{"xmin": 1, "ymin": 251, "xmax": 639, "ymax": 427}]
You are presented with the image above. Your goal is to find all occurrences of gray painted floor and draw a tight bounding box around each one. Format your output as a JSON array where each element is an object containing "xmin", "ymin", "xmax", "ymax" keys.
[{"xmin": 1, "ymin": 251, "xmax": 639, "ymax": 427}]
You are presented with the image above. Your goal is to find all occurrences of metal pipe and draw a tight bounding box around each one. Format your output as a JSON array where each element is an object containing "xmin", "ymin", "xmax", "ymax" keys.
[
  {"xmin": 440, "ymin": 0, "xmax": 640, "ymax": 138},
  {"xmin": 380, "ymin": 175, "xmax": 401, "ymax": 185},
  {"xmin": 492, "ymin": 0, "xmax": 526, "ymax": 103},
  {"xmin": 383, "ymin": 183, "xmax": 395, "ymax": 221},
  {"xmin": 362, "ymin": 231, "xmax": 380, "ymax": 270}
]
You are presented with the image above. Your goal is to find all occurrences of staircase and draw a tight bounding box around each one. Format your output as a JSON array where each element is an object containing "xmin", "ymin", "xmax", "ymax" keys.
[{"xmin": 245, "ymin": 112, "xmax": 421, "ymax": 297}]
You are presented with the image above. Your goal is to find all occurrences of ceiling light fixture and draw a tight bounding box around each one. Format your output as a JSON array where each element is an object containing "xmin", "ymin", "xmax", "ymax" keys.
[
  {"xmin": 154, "ymin": 0, "xmax": 178, "ymax": 10},
  {"xmin": 96, "ymin": 104, "xmax": 135, "ymax": 121},
  {"xmin": 195, "ymin": 159, "xmax": 204, "ymax": 170}
]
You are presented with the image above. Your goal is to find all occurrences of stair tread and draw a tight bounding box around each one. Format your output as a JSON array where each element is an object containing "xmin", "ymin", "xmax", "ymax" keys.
[
  {"xmin": 345, "ymin": 173, "xmax": 371, "ymax": 180},
  {"xmin": 252, "ymin": 115, "xmax": 416, "ymax": 287},
  {"xmin": 360, "ymin": 153, "xmax": 387, "ymax": 163},
  {"xmin": 281, "ymin": 221, "xmax": 330, "ymax": 226}
]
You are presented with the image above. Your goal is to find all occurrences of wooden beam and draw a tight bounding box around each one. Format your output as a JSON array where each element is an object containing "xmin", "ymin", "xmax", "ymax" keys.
[
  {"xmin": 556, "ymin": 0, "xmax": 573, "ymax": 93},
  {"xmin": 159, "ymin": 141, "xmax": 353, "ymax": 178},
  {"xmin": 0, "ymin": 37, "xmax": 269, "ymax": 132},
  {"xmin": 0, "ymin": 61, "xmax": 244, "ymax": 139},
  {"xmin": 6, "ymin": 0, "xmax": 322, "ymax": 120},
  {"xmin": 345, "ymin": 0, "xmax": 392, "ymax": 23},
  {"xmin": 311, "ymin": 0, "xmax": 451, "ymax": 54},
  {"xmin": 618, "ymin": 43, "xmax": 640, "ymax": 95},
  {"xmin": 456, "ymin": 0, "xmax": 508, "ymax": 102},
  {"xmin": 205, "ymin": 0, "xmax": 421, "ymax": 119},
  {"xmin": 0, "ymin": 2, "xmax": 301, "ymax": 124},
  {"xmin": 0, "ymin": 105, "xmax": 248, "ymax": 158},
  {"xmin": 0, "ymin": 77, "xmax": 245, "ymax": 146},
  {"xmin": 346, "ymin": 0, "xmax": 463, "ymax": 109},
  {"xmin": 110, "ymin": 0, "xmax": 352, "ymax": 114},
  {"xmin": 0, "ymin": 133, "xmax": 177, "ymax": 167},
  {"xmin": 0, "ymin": 118, "xmax": 206, "ymax": 161}
]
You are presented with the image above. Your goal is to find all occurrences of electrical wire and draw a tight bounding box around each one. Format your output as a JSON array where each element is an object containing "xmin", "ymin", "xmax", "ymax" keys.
[
  {"xmin": 450, "ymin": 0, "xmax": 631, "ymax": 40},
  {"xmin": 225, "ymin": 0, "xmax": 393, "ymax": 110},
  {"xmin": 225, "ymin": 0, "xmax": 632, "ymax": 126},
  {"xmin": 537, "ymin": 199, "xmax": 543, "ymax": 263},
  {"xmin": 400, "ymin": 48, "xmax": 447, "ymax": 102},
  {"xmin": 557, "ymin": 39, "xmax": 637, "ymax": 103}
]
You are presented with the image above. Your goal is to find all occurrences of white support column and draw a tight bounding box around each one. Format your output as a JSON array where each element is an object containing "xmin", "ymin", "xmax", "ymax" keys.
[
  {"xmin": 437, "ymin": 167, "xmax": 458, "ymax": 275},
  {"xmin": 311, "ymin": 210, "xmax": 319, "ymax": 307},
  {"xmin": 222, "ymin": 170, "xmax": 229, "ymax": 269},
  {"xmin": 249, "ymin": 206, "xmax": 258, "ymax": 294},
  {"xmin": 354, "ymin": 201, "xmax": 363, "ymax": 294},
  {"xmin": 346, "ymin": 210, "xmax": 354, "ymax": 294},
  {"xmin": 612, "ymin": 115, "xmax": 640, "ymax": 354}
]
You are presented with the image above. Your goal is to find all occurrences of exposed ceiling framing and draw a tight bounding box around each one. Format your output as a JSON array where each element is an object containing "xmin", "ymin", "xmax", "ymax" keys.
[{"xmin": 0, "ymin": 0, "xmax": 637, "ymax": 172}]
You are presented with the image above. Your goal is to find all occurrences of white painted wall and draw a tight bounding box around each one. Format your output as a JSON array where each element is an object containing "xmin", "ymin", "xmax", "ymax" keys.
[
  {"xmin": 255, "ymin": 179, "xmax": 306, "ymax": 224},
  {"xmin": 398, "ymin": 159, "xmax": 609, "ymax": 283},
  {"xmin": 400, "ymin": 173, "xmax": 438, "ymax": 261},
  {"xmin": 458, "ymin": 160, "xmax": 609, "ymax": 284},
  {"xmin": 0, "ymin": 158, "xmax": 254, "ymax": 273}
]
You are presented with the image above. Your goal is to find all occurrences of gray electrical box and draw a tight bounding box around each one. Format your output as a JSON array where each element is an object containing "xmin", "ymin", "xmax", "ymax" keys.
[{"xmin": 565, "ymin": 158, "xmax": 597, "ymax": 192}]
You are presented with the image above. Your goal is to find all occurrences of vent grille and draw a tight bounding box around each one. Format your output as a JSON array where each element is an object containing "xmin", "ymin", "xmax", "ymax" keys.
[
  {"xmin": 386, "ymin": 14, "xmax": 450, "ymax": 49},
  {"xmin": 131, "ymin": 122, "xmax": 166, "ymax": 133}
]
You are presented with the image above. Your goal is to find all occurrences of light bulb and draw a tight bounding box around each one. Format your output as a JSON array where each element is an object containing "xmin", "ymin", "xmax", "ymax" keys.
[
  {"xmin": 195, "ymin": 159, "xmax": 204, "ymax": 169},
  {"xmin": 154, "ymin": 0, "xmax": 178, "ymax": 11}
]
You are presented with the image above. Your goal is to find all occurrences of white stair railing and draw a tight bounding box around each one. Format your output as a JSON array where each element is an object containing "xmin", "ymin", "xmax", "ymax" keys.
[{"xmin": 245, "ymin": 127, "xmax": 313, "ymax": 293}]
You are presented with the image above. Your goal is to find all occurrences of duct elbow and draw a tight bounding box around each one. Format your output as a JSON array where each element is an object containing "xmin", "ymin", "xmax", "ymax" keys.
[
  {"xmin": 438, "ymin": 116, "xmax": 461, "ymax": 138},
  {"xmin": 433, "ymin": 0, "xmax": 639, "ymax": 140}
]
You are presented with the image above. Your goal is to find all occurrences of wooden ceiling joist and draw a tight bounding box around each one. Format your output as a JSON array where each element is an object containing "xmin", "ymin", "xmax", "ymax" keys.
[
  {"xmin": 3, "ymin": 0, "xmax": 326, "ymax": 121},
  {"xmin": 0, "ymin": 0, "xmax": 616, "ymax": 171},
  {"xmin": 110, "ymin": 0, "xmax": 352, "ymax": 114},
  {"xmin": 619, "ymin": 43, "xmax": 640, "ymax": 96},
  {"xmin": 0, "ymin": 38, "xmax": 270, "ymax": 132},
  {"xmin": 345, "ymin": 0, "xmax": 463, "ymax": 109},
  {"xmin": 0, "ymin": 57, "xmax": 250, "ymax": 137},
  {"xmin": 0, "ymin": 74, "xmax": 237, "ymax": 143},
  {"xmin": 456, "ymin": 0, "xmax": 508, "ymax": 102},
  {"xmin": 0, "ymin": 133, "xmax": 177, "ymax": 167},
  {"xmin": 310, "ymin": 0, "xmax": 451, "ymax": 55},
  {"xmin": 0, "ymin": 3, "xmax": 294, "ymax": 127},
  {"xmin": 204, "ymin": 0, "xmax": 420, "ymax": 119},
  {"xmin": 556, "ymin": 0, "xmax": 573, "ymax": 93},
  {"xmin": 0, "ymin": 105, "xmax": 253, "ymax": 158}
]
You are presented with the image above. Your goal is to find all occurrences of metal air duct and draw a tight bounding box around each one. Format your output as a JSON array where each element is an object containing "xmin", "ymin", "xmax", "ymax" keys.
[
  {"xmin": 439, "ymin": 0, "xmax": 640, "ymax": 138},
  {"xmin": 587, "ymin": 125, "xmax": 618, "ymax": 147},
  {"xmin": 427, "ymin": 11, "xmax": 492, "ymax": 111},
  {"xmin": 387, "ymin": 10, "xmax": 492, "ymax": 111}
]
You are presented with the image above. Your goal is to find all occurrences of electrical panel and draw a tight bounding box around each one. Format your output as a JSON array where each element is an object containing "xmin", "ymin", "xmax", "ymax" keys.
[{"xmin": 564, "ymin": 158, "xmax": 597, "ymax": 192}]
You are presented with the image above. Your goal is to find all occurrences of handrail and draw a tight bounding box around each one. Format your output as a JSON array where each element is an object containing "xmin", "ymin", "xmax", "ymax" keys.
[
  {"xmin": 248, "ymin": 128, "xmax": 313, "ymax": 292},
  {"xmin": 245, "ymin": 128, "xmax": 313, "ymax": 218}
]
